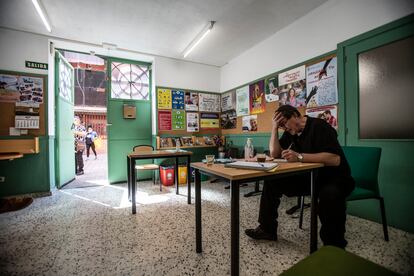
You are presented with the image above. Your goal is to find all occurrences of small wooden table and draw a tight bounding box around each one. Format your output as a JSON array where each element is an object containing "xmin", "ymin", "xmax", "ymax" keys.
[
  {"xmin": 191, "ymin": 161, "xmax": 324, "ymax": 276},
  {"xmin": 0, "ymin": 152, "xmax": 24, "ymax": 161},
  {"xmin": 127, "ymin": 150, "xmax": 193, "ymax": 214}
]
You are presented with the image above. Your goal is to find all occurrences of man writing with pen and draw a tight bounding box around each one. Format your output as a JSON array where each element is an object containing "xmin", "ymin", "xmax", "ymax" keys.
[{"xmin": 245, "ymin": 105, "xmax": 355, "ymax": 249}]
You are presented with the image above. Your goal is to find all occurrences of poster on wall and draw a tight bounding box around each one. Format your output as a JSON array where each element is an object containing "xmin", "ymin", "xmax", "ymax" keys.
[
  {"xmin": 184, "ymin": 92, "xmax": 199, "ymax": 111},
  {"xmin": 306, "ymin": 105, "xmax": 338, "ymax": 130},
  {"xmin": 221, "ymin": 91, "xmax": 236, "ymax": 111},
  {"xmin": 242, "ymin": 115, "xmax": 258, "ymax": 132},
  {"xmin": 236, "ymin": 86, "xmax": 250, "ymax": 116},
  {"xmin": 157, "ymin": 88, "xmax": 172, "ymax": 109},
  {"xmin": 186, "ymin": 112, "xmax": 199, "ymax": 132},
  {"xmin": 0, "ymin": 73, "xmax": 44, "ymax": 104},
  {"xmin": 200, "ymin": 113, "xmax": 220, "ymax": 129},
  {"xmin": 172, "ymin": 110, "xmax": 185, "ymax": 130},
  {"xmin": 220, "ymin": 110, "xmax": 237, "ymax": 129},
  {"xmin": 278, "ymin": 65, "xmax": 306, "ymax": 86},
  {"xmin": 199, "ymin": 93, "xmax": 220, "ymax": 112},
  {"xmin": 172, "ymin": 90, "xmax": 185, "ymax": 110},
  {"xmin": 306, "ymin": 57, "xmax": 338, "ymax": 107},
  {"xmin": 249, "ymin": 80, "xmax": 266, "ymax": 114},
  {"xmin": 276, "ymin": 80, "xmax": 307, "ymax": 107},
  {"xmin": 265, "ymin": 76, "xmax": 279, "ymax": 102},
  {"xmin": 158, "ymin": 110, "xmax": 172, "ymax": 131}
]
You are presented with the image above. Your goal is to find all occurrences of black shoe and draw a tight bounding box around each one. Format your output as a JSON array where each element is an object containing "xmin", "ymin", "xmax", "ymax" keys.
[
  {"xmin": 245, "ymin": 226, "xmax": 277, "ymax": 241},
  {"xmin": 76, "ymin": 171, "xmax": 84, "ymax": 176}
]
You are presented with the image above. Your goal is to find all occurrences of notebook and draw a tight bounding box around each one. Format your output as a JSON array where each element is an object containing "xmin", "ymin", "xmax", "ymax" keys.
[{"xmin": 224, "ymin": 161, "xmax": 279, "ymax": 171}]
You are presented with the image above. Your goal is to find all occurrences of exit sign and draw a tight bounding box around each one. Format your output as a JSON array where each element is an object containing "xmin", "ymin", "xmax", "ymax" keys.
[{"xmin": 25, "ymin": 61, "xmax": 48, "ymax": 70}]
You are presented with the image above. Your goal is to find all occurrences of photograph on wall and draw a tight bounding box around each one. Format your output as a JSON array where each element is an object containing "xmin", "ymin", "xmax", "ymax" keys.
[
  {"xmin": 242, "ymin": 115, "xmax": 258, "ymax": 132},
  {"xmin": 306, "ymin": 105, "xmax": 338, "ymax": 130},
  {"xmin": 265, "ymin": 76, "xmax": 279, "ymax": 102},
  {"xmin": 172, "ymin": 90, "xmax": 185, "ymax": 110},
  {"xmin": 157, "ymin": 88, "xmax": 172, "ymax": 110},
  {"xmin": 221, "ymin": 90, "xmax": 236, "ymax": 111},
  {"xmin": 184, "ymin": 92, "xmax": 199, "ymax": 111},
  {"xmin": 220, "ymin": 109, "xmax": 237, "ymax": 129},
  {"xmin": 0, "ymin": 73, "xmax": 44, "ymax": 104},
  {"xmin": 306, "ymin": 57, "xmax": 338, "ymax": 107},
  {"xmin": 172, "ymin": 110, "xmax": 185, "ymax": 130},
  {"xmin": 186, "ymin": 112, "xmax": 199, "ymax": 132},
  {"xmin": 277, "ymin": 80, "xmax": 307, "ymax": 107},
  {"xmin": 236, "ymin": 85, "xmax": 250, "ymax": 116},
  {"xmin": 249, "ymin": 80, "xmax": 266, "ymax": 114},
  {"xmin": 158, "ymin": 110, "xmax": 172, "ymax": 131},
  {"xmin": 199, "ymin": 93, "xmax": 220, "ymax": 112},
  {"xmin": 200, "ymin": 113, "xmax": 220, "ymax": 129}
]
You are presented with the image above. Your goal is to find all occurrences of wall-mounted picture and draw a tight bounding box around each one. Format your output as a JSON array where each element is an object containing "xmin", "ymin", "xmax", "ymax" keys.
[
  {"xmin": 199, "ymin": 93, "xmax": 220, "ymax": 112},
  {"xmin": 221, "ymin": 91, "xmax": 236, "ymax": 111},
  {"xmin": 306, "ymin": 105, "xmax": 338, "ymax": 130},
  {"xmin": 0, "ymin": 73, "xmax": 44, "ymax": 104},
  {"xmin": 186, "ymin": 112, "xmax": 199, "ymax": 132},
  {"xmin": 265, "ymin": 76, "xmax": 278, "ymax": 102},
  {"xmin": 306, "ymin": 57, "xmax": 338, "ymax": 107},
  {"xmin": 200, "ymin": 112, "xmax": 220, "ymax": 129},
  {"xmin": 158, "ymin": 110, "xmax": 172, "ymax": 131},
  {"xmin": 236, "ymin": 85, "xmax": 249, "ymax": 116},
  {"xmin": 277, "ymin": 80, "xmax": 307, "ymax": 107},
  {"xmin": 220, "ymin": 110, "xmax": 237, "ymax": 129},
  {"xmin": 157, "ymin": 88, "xmax": 172, "ymax": 109},
  {"xmin": 172, "ymin": 90, "xmax": 185, "ymax": 110},
  {"xmin": 242, "ymin": 115, "xmax": 258, "ymax": 132},
  {"xmin": 184, "ymin": 92, "xmax": 199, "ymax": 111},
  {"xmin": 172, "ymin": 110, "xmax": 185, "ymax": 130},
  {"xmin": 249, "ymin": 80, "xmax": 266, "ymax": 114}
]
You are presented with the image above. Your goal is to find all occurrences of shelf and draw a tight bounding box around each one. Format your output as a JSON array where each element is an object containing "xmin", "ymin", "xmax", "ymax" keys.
[{"xmin": 157, "ymin": 145, "xmax": 217, "ymax": 150}]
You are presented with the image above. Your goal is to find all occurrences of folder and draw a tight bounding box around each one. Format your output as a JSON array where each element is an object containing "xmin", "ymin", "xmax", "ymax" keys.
[{"xmin": 224, "ymin": 161, "xmax": 279, "ymax": 171}]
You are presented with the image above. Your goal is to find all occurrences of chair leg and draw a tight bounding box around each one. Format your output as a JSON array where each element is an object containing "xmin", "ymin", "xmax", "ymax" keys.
[
  {"xmin": 153, "ymin": 170, "xmax": 155, "ymax": 185},
  {"xmin": 244, "ymin": 181, "xmax": 262, "ymax": 197},
  {"xmin": 299, "ymin": 196, "xmax": 305, "ymax": 229},
  {"xmin": 379, "ymin": 197, "xmax": 389, "ymax": 241}
]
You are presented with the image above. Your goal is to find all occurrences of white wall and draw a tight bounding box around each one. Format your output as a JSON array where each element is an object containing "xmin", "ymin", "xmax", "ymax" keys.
[{"xmin": 220, "ymin": 0, "xmax": 414, "ymax": 92}]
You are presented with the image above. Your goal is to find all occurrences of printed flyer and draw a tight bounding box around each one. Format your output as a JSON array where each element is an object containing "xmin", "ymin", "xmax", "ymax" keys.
[
  {"xmin": 157, "ymin": 88, "xmax": 172, "ymax": 109},
  {"xmin": 265, "ymin": 76, "xmax": 278, "ymax": 102},
  {"xmin": 0, "ymin": 74, "xmax": 44, "ymax": 104},
  {"xmin": 242, "ymin": 115, "xmax": 258, "ymax": 132},
  {"xmin": 185, "ymin": 92, "xmax": 199, "ymax": 111},
  {"xmin": 249, "ymin": 80, "xmax": 266, "ymax": 114},
  {"xmin": 220, "ymin": 110, "xmax": 237, "ymax": 129},
  {"xmin": 172, "ymin": 90, "xmax": 185, "ymax": 110},
  {"xmin": 221, "ymin": 91, "xmax": 236, "ymax": 111},
  {"xmin": 200, "ymin": 113, "xmax": 220, "ymax": 129},
  {"xmin": 186, "ymin": 112, "xmax": 199, "ymax": 132},
  {"xmin": 236, "ymin": 85, "xmax": 249, "ymax": 117},
  {"xmin": 306, "ymin": 105, "xmax": 338, "ymax": 130},
  {"xmin": 158, "ymin": 110, "xmax": 172, "ymax": 131},
  {"xmin": 199, "ymin": 93, "xmax": 220, "ymax": 112},
  {"xmin": 172, "ymin": 110, "xmax": 185, "ymax": 130}
]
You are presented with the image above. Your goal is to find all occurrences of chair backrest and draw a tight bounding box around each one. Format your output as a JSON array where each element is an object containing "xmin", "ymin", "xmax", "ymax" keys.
[
  {"xmin": 342, "ymin": 146, "xmax": 381, "ymax": 194},
  {"xmin": 133, "ymin": 145, "xmax": 154, "ymax": 153}
]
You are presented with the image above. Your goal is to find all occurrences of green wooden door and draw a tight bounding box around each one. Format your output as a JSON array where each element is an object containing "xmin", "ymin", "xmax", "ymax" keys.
[
  {"xmin": 55, "ymin": 52, "xmax": 75, "ymax": 188},
  {"xmin": 340, "ymin": 15, "xmax": 414, "ymax": 232},
  {"xmin": 106, "ymin": 58, "xmax": 152, "ymax": 183}
]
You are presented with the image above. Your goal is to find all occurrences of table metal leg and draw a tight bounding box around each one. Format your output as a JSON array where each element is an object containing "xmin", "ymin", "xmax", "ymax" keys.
[
  {"xmin": 230, "ymin": 180, "xmax": 240, "ymax": 276},
  {"xmin": 175, "ymin": 157, "xmax": 179, "ymax": 195},
  {"xmin": 310, "ymin": 169, "xmax": 318, "ymax": 253},
  {"xmin": 127, "ymin": 157, "xmax": 131, "ymax": 201},
  {"xmin": 131, "ymin": 158, "xmax": 137, "ymax": 214},
  {"xmin": 195, "ymin": 169, "xmax": 202, "ymax": 253},
  {"xmin": 187, "ymin": 156, "xmax": 191, "ymax": 204}
]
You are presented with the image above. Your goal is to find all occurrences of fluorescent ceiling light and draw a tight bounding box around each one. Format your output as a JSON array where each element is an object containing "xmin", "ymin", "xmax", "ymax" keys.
[
  {"xmin": 183, "ymin": 21, "xmax": 215, "ymax": 58},
  {"xmin": 31, "ymin": 0, "xmax": 51, "ymax": 32}
]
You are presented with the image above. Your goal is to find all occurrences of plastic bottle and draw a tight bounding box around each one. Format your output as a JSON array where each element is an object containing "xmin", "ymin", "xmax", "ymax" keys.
[{"xmin": 244, "ymin": 138, "xmax": 254, "ymax": 160}]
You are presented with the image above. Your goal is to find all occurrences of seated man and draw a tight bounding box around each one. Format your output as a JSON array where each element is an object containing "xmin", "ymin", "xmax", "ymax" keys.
[{"xmin": 245, "ymin": 105, "xmax": 355, "ymax": 248}]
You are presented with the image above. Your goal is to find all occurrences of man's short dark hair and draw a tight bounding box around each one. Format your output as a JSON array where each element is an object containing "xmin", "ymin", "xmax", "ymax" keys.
[{"xmin": 276, "ymin": 105, "xmax": 301, "ymax": 119}]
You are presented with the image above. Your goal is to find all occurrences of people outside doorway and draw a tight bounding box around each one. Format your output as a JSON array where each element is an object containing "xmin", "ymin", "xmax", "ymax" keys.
[
  {"xmin": 72, "ymin": 116, "xmax": 86, "ymax": 175},
  {"xmin": 85, "ymin": 125, "xmax": 98, "ymax": 160}
]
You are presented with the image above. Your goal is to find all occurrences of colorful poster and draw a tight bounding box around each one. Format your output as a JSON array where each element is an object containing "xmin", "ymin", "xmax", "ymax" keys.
[
  {"xmin": 200, "ymin": 113, "xmax": 220, "ymax": 129},
  {"xmin": 185, "ymin": 92, "xmax": 198, "ymax": 111},
  {"xmin": 306, "ymin": 57, "xmax": 338, "ymax": 107},
  {"xmin": 172, "ymin": 110, "xmax": 185, "ymax": 130},
  {"xmin": 172, "ymin": 90, "xmax": 185, "ymax": 110},
  {"xmin": 158, "ymin": 111, "xmax": 171, "ymax": 131},
  {"xmin": 278, "ymin": 65, "xmax": 306, "ymax": 86},
  {"xmin": 242, "ymin": 115, "xmax": 258, "ymax": 132},
  {"xmin": 249, "ymin": 80, "xmax": 266, "ymax": 114},
  {"xmin": 221, "ymin": 91, "xmax": 236, "ymax": 111},
  {"xmin": 306, "ymin": 105, "xmax": 338, "ymax": 130},
  {"xmin": 0, "ymin": 74, "xmax": 44, "ymax": 103},
  {"xmin": 277, "ymin": 80, "xmax": 307, "ymax": 107},
  {"xmin": 220, "ymin": 110, "xmax": 237, "ymax": 129},
  {"xmin": 236, "ymin": 85, "xmax": 249, "ymax": 117},
  {"xmin": 199, "ymin": 93, "xmax": 220, "ymax": 112},
  {"xmin": 265, "ymin": 76, "xmax": 278, "ymax": 102},
  {"xmin": 157, "ymin": 88, "xmax": 172, "ymax": 110},
  {"xmin": 186, "ymin": 112, "xmax": 199, "ymax": 132}
]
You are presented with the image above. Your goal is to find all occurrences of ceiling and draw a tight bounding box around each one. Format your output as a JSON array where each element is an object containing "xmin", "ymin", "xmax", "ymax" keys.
[{"xmin": 0, "ymin": 0, "xmax": 328, "ymax": 67}]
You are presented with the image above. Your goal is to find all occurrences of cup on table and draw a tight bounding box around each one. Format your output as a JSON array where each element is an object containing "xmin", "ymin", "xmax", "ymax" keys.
[
  {"xmin": 206, "ymin": 155, "xmax": 215, "ymax": 166},
  {"xmin": 256, "ymin": 153, "xmax": 266, "ymax": 163}
]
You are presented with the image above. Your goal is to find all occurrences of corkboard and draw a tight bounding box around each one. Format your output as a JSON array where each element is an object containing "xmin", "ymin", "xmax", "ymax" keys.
[{"xmin": 0, "ymin": 72, "xmax": 47, "ymax": 136}]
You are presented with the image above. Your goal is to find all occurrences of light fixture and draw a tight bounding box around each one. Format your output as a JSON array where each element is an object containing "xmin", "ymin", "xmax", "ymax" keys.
[
  {"xmin": 31, "ymin": 0, "xmax": 52, "ymax": 32},
  {"xmin": 183, "ymin": 21, "xmax": 215, "ymax": 58}
]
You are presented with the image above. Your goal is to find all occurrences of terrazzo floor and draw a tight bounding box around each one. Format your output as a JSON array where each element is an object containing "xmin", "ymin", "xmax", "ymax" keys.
[{"xmin": 1, "ymin": 155, "xmax": 413, "ymax": 275}]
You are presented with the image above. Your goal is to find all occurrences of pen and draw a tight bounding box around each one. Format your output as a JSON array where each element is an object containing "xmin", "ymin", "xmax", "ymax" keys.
[{"xmin": 287, "ymin": 142, "xmax": 293, "ymax": 151}]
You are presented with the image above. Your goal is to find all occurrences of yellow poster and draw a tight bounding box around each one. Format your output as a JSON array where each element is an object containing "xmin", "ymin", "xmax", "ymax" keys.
[{"xmin": 157, "ymin": 88, "xmax": 172, "ymax": 109}]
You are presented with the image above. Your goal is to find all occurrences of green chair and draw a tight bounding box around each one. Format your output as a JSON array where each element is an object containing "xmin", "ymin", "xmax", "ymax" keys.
[
  {"xmin": 280, "ymin": 246, "xmax": 398, "ymax": 276},
  {"xmin": 297, "ymin": 146, "xmax": 389, "ymax": 242},
  {"xmin": 343, "ymin": 146, "xmax": 389, "ymax": 241}
]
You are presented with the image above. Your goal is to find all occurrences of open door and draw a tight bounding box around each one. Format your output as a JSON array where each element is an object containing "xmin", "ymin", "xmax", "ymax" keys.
[{"xmin": 55, "ymin": 51, "xmax": 75, "ymax": 188}]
